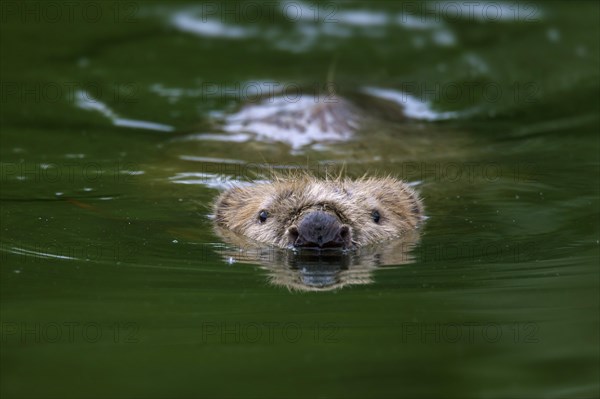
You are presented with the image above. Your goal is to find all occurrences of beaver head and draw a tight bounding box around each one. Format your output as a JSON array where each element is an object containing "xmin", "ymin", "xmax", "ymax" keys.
[{"xmin": 213, "ymin": 176, "xmax": 423, "ymax": 250}]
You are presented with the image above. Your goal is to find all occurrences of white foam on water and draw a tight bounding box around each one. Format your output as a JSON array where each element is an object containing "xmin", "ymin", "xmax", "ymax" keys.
[
  {"xmin": 172, "ymin": 133, "xmax": 253, "ymax": 143},
  {"xmin": 113, "ymin": 118, "xmax": 174, "ymax": 132},
  {"xmin": 361, "ymin": 86, "xmax": 462, "ymax": 121},
  {"xmin": 169, "ymin": 3, "xmax": 459, "ymax": 52},
  {"xmin": 6, "ymin": 246, "xmax": 78, "ymax": 261},
  {"xmin": 431, "ymin": 29, "xmax": 456, "ymax": 46},
  {"xmin": 171, "ymin": 11, "xmax": 252, "ymax": 38},
  {"xmin": 336, "ymin": 10, "xmax": 390, "ymax": 26},
  {"xmin": 169, "ymin": 172, "xmax": 269, "ymax": 190},
  {"xmin": 178, "ymin": 155, "xmax": 246, "ymax": 164},
  {"xmin": 75, "ymin": 90, "xmax": 117, "ymax": 118},
  {"xmin": 75, "ymin": 90, "xmax": 174, "ymax": 132},
  {"xmin": 396, "ymin": 14, "xmax": 441, "ymax": 30}
]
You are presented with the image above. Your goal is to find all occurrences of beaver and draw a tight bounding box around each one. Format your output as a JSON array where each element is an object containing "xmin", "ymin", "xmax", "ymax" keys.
[{"xmin": 213, "ymin": 175, "xmax": 423, "ymax": 250}]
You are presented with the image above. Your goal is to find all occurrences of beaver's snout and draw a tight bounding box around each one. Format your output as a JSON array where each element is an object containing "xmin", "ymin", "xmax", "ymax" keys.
[{"xmin": 288, "ymin": 211, "xmax": 351, "ymax": 249}]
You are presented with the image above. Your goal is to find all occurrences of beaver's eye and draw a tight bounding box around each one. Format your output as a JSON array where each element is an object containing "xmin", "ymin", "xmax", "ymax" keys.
[
  {"xmin": 258, "ymin": 210, "xmax": 268, "ymax": 223},
  {"xmin": 371, "ymin": 210, "xmax": 381, "ymax": 223}
]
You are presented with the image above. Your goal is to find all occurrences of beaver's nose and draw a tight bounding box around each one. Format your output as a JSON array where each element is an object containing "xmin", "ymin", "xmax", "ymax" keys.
[{"xmin": 289, "ymin": 211, "xmax": 351, "ymax": 249}]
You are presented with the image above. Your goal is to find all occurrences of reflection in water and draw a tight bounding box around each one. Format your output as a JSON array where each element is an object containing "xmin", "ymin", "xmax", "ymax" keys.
[
  {"xmin": 168, "ymin": 88, "xmax": 466, "ymax": 152},
  {"xmin": 169, "ymin": 2, "xmax": 461, "ymax": 53},
  {"xmin": 213, "ymin": 226, "xmax": 420, "ymax": 291},
  {"xmin": 222, "ymin": 94, "xmax": 362, "ymax": 149},
  {"xmin": 74, "ymin": 90, "xmax": 175, "ymax": 132}
]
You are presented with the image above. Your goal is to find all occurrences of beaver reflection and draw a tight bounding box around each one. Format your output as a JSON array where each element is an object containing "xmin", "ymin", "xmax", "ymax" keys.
[{"xmin": 213, "ymin": 226, "xmax": 420, "ymax": 292}]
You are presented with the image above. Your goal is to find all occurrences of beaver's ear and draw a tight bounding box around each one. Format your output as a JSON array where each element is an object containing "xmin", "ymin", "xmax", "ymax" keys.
[
  {"xmin": 213, "ymin": 186, "xmax": 247, "ymax": 226},
  {"xmin": 405, "ymin": 187, "xmax": 424, "ymax": 218},
  {"xmin": 390, "ymin": 181, "xmax": 422, "ymax": 218},
  {"xmin": 364, "ymin": 178, "xmax": 423, "ymax": 220}
]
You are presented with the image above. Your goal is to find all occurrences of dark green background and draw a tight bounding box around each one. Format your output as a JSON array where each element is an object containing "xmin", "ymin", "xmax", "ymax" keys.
[{"xmin": 1, "ymin": 1, "xmax": 598, "ymax": 398}]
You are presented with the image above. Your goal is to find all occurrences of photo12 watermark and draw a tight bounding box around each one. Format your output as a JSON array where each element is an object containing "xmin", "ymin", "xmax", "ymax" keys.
[
  {"xmin": 0, "ymin": 1, "xmax": 140, "ymax": 24},
  {"xmin": 1, "ymin": 321, "xmax": 140, "ymax": 344},
  {"xmin": 197, "ymin": 2, "xmax": 339, "ymax": 24},
  {"xmin": 417, "ymin": 239, "xmax": 542, "ymax": 263},
  {"xmin": 0, "ymin": 161, "xmax": 143, "ymax": 184},
  {"xmin": 160, "ymin": 161, "xmax": 542, "ymax": 185},
  {"xmin": 0, "ymin": 81, "xmax": 140, "ymax": 105},
  {"xmin": 400, "ymin": 322, "xmax": 540, "ymax": 344},
  {"xmin": 200, "ymin": 321, "xmax": 340, "ymax": 344},
  {"xmin": 400, "ymin": 2, "xmax": 541, "ymax": 23}
]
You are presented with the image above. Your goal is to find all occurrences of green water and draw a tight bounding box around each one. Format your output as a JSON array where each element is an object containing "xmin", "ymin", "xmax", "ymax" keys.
[{"xmin": 1, "ymin": 1, "xmax": 599, "ymax": 398}]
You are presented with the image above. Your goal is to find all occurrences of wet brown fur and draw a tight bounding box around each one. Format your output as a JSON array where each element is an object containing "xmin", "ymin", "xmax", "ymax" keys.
[{"xmin": 213, "ymin": 174, "xmax": 424, "ymax": 249}]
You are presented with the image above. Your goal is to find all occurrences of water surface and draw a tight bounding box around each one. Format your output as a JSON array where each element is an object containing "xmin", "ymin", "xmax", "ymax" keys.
[{"xmin": 1, "ymin": 1, "xmax": 599, "ymax": 398}]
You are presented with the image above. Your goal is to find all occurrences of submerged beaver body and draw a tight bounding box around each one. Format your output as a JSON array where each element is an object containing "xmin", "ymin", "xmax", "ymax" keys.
[
  {"xmin": 211, "ymin": 88, "xmax": 414, "ymax": 150},
  {"xmin": 222, "ymin": 94, "xmax": 364, "ymax": 149},
  {"xmin": 213, "ymin": 176, "xmax": 423, "ymax": 250}
]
